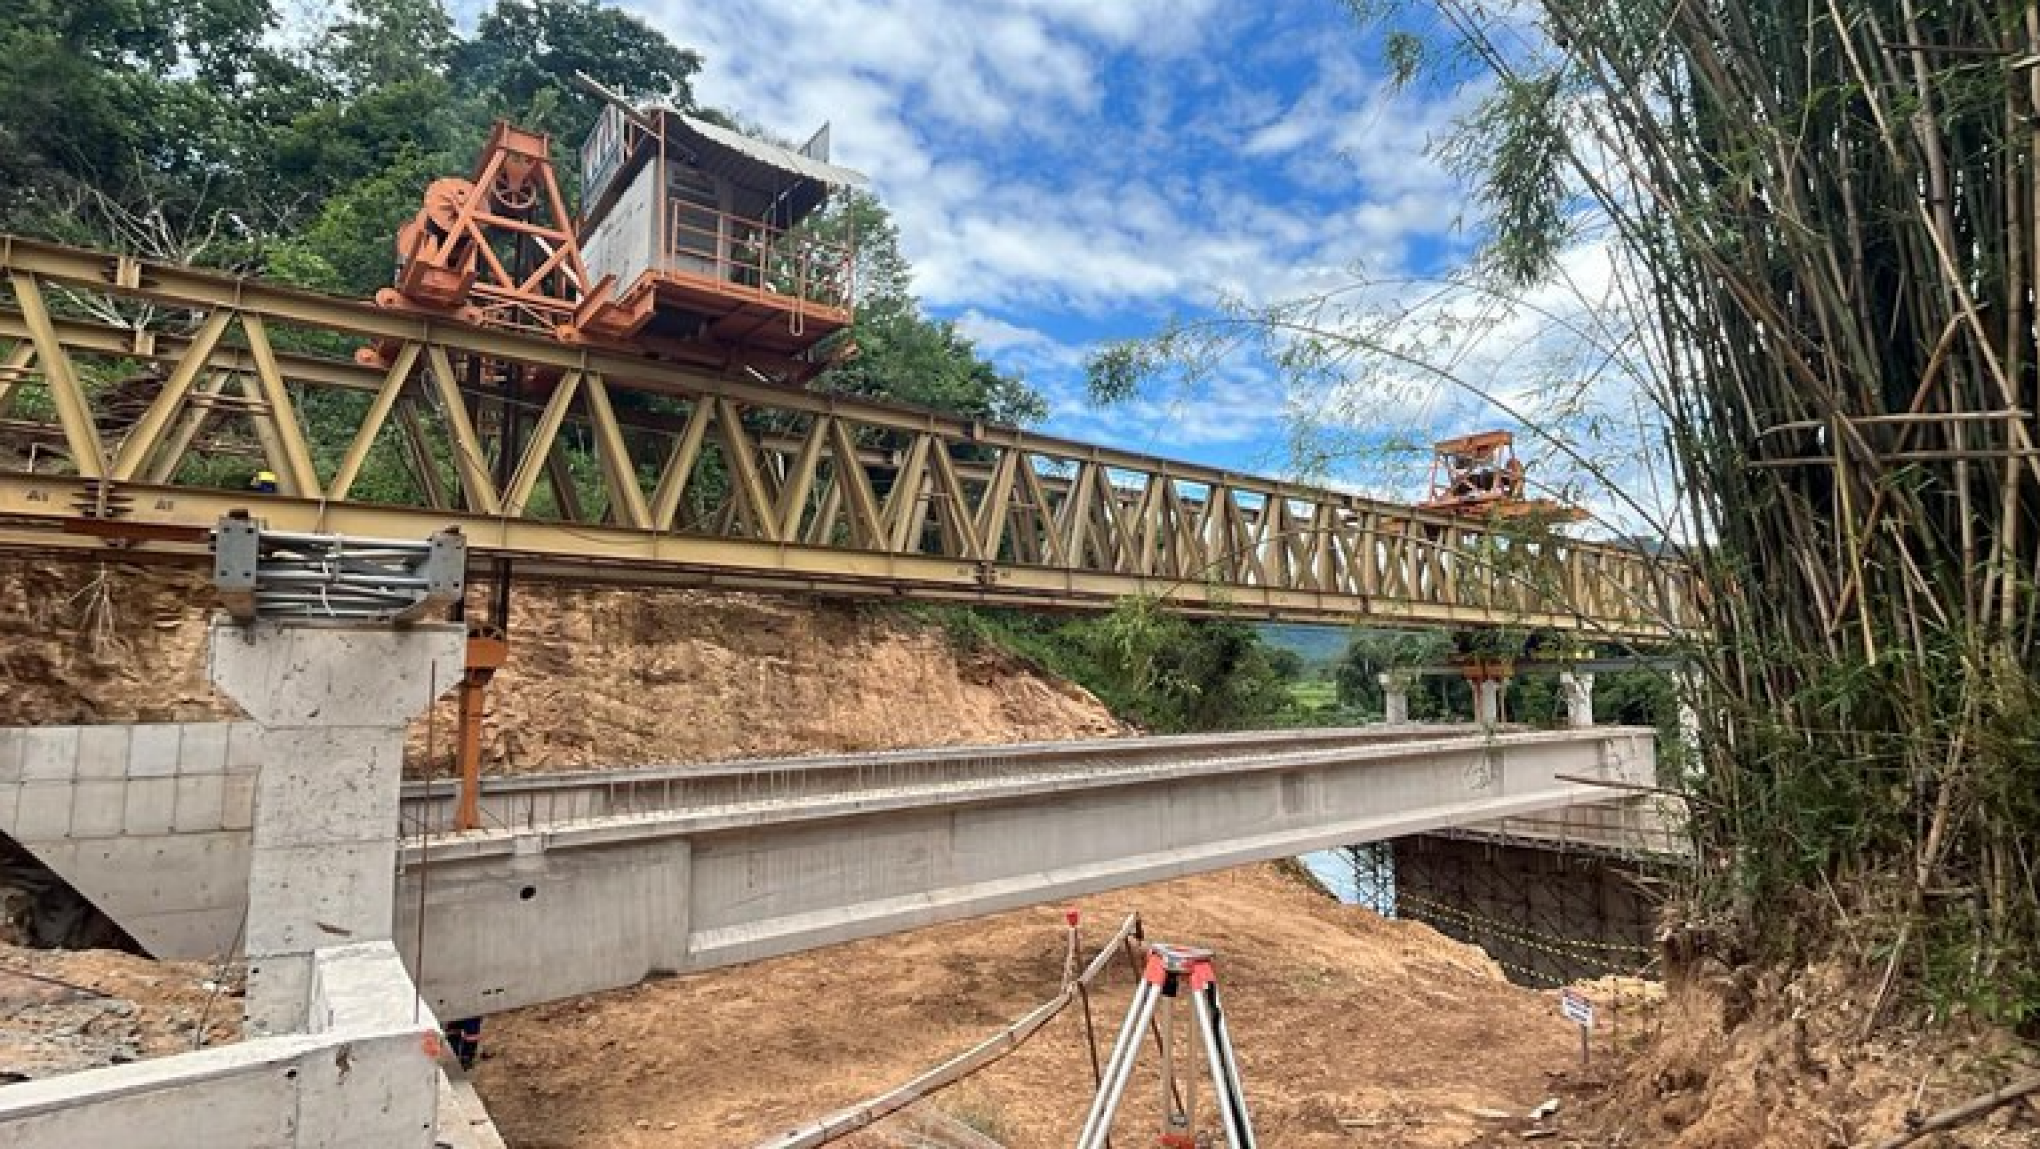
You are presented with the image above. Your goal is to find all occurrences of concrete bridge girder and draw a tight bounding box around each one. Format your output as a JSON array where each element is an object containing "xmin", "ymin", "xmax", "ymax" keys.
[
  {"xmin": 0, "ymin": 720, "xmax": 1656, "ymax": 1021},
  {"xmin": 393, "ymin": 727, "xmax": 1652, "ymax": 1017}
]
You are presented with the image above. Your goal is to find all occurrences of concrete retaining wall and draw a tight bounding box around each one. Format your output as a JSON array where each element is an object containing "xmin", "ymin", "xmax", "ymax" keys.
[
  {"xmin": 0, "ymin": 723, "xmax": 257, "ymax": 958},
  {"xmin": 0, "ymin": 943, "xmax": 442, "ymax": 1149}
]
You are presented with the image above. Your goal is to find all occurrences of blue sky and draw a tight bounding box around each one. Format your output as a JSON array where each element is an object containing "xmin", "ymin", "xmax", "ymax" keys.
[
  {"xmin": 449, "ymin": 1, "xmax": 1682, "ymax": 535},
  {"xmin": 642, "ymin": 2, "xmax": 1478, "ymax": 477}
]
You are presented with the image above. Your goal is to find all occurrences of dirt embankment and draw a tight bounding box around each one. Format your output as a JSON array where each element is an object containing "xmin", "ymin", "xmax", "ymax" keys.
[
  {"xmin": 426, "ymin": 584, "xmax": 1121, "ymax": 772},
  {"xmin": 0, "ymin": 561, "xmax": 218, "ymax": 726},
  {"xmin": 476, "ymin": 863, "xmax": 1591, "ymax": 1149},
  {"xmin": 0, "ymin": 559, "xmax": 1122, "ymax": 768},
  {"xmin": 1568, "ymin": 945, "xmax": 2040, "ymax": 1148}
]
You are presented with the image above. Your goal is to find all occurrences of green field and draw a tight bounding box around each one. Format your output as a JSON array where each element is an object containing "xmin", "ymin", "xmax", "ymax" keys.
[{"xmin": 1287, "ymin": 679, "xmax": 1340, "ymax": 709}]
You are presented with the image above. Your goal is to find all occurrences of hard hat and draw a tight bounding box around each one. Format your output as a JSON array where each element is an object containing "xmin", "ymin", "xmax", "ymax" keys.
[{"xmin": 252, "ymin": 470, "xmax": 277, "ymax": 485}]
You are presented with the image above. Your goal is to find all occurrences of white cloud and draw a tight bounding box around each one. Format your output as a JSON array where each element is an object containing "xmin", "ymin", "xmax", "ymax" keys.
[
  {"xmin": 626, "ymin": 1, "xmax": 1469, "ymax": 317},
  {"xmin": 612, "ymin": 1, "xmax": 1639, "ymax": 483}
]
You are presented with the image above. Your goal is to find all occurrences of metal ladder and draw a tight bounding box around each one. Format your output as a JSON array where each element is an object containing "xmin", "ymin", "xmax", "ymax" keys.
[{"xmin": 1076, "ymin": 943, "xmax": 1256, "ymax": 1149}]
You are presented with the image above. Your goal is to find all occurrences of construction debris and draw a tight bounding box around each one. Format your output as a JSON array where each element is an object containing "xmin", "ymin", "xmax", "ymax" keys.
[{"xmin": 0, "ymin": 945, "xmax": 240, "ymax": 1080}]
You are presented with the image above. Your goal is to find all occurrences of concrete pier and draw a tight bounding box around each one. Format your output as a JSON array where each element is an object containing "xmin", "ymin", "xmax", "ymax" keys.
[
  {"xmin": 1378, "ymin": 672, "xmax": 1413, "ymax": 724},
  {"xmin": 1473, "ymin": 678, "xmax": 1506, "ymax": 726},
  {"xmin": 207, "ymin": 620, "xmax": 463, "ymax": 1035},
  {"xmin": 1560, "ymin": 671, "xmax": 1596, "ymax": 728}
]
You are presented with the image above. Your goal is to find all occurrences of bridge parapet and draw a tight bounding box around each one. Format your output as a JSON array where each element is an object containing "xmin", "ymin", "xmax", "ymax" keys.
[{"xmin": 398, "ymin": 724, "xmax": 1483, "ymax": 835}]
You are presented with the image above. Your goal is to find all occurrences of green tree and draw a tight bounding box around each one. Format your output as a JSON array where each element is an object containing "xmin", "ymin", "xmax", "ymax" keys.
[
  {"xmin": 316, "ymin": 0, "xmax": 455, "ymax": 95},
  {"xmin": 1335, "ymin": 630, "xmax": 1461, "ymax": 717},
  {"xmin": 1265, "ymin": 646, "xmax": 1306, "ymax": 681},
  {"xmin": 454, "ymin": 0, "xmax": 702, "ymax": 143},
  {"xmin": 0, "ymin": 0, "xmax": 315, "ymax": 254}
]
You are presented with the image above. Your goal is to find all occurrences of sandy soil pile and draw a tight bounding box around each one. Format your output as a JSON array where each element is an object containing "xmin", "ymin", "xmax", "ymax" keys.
[
  {"xmin": 474, "ymin": 864, "xmax": 1589, "ymax": 1149},
  {"xmin": 0, "ymin": 943, "xmax": 239, "ymax": 1080},
  {"xmin": 0, "ymin": 559, "xmax": 1122, "ymax": 772}
]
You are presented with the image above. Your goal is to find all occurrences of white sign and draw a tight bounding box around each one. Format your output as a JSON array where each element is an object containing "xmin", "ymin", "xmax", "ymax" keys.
[
  {"xmin": 581, "ymin": 105, "xmax": 628, "ymax": 207},
  {"xmin": 1560, "ymin": 989, "xmax": 1595, "ymax": 1028}
]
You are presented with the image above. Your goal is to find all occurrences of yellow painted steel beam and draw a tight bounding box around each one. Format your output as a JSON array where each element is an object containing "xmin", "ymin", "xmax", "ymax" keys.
[
  {"xmin": 0, "ymin": 232, "xmax": 1699, "ymax": 637},
  {"xmin": 0, "ymin": 234, "xmax": 1631, "ymax": 530},
  {"xmin": 7, "ymin": 273, "xmax": 106, "ymax": 476},
  {"xmin": 0, "ymin": 474, "xmax": 1680, "ymax": 638}
]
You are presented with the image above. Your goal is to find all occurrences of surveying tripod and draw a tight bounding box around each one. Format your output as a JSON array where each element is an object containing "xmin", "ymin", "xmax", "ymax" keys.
[{"xmin": 1076, "ymin": 943, "xmax": 1257, "ymax": 1149}]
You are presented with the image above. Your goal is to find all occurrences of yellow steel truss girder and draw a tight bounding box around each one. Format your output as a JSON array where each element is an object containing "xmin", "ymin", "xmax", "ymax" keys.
[
  {"xmin": 0, "ymin": 232, "xmax": 1697, "ymax": 636},
  {"xmin": 0, "ymin": 473, "xmax": 1674, "ymax": 636}
]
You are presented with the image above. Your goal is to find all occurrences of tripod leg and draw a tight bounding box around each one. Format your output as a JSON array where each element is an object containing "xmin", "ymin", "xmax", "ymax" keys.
[
  {"xmin": 1210, "ymin": 995, "xmax": 1255, "ymax": 1144},
  {"xmin": 1077, "ymin": 978, "xmax": 1159, "ymax": 1149},
  {"xmin": 1191, "ymin": 985, "xmax": 1256, "ymax": 1149}
]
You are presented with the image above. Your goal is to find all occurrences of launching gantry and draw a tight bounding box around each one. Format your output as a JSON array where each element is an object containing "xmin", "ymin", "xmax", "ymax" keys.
[
  {"xmin": 1417, "ymin": 431, "xmax": 1583, "ymax": 522},
  {"xmin": 369, "ymin": 89, "xmax": 866, "ymax": 383}
]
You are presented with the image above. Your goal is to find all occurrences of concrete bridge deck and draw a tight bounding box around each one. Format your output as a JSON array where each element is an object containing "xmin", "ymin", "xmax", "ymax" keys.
[{"xmin": 0, "ymin": 721, "xmax": 1653, "ymax": 1019}]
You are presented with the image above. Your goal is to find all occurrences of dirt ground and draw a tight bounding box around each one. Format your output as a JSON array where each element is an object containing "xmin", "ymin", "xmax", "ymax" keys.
[
  {"xmin": 474, "ymin": 863, "xmax": 1598, "ymax": 1149},
  {"xmin": 0, "ymin": 943, "xmax": 239, "ymax": 1080},
  {"xmin": 1565, "ymin": 950, "xmax": 2040, "ymax": 1149}
]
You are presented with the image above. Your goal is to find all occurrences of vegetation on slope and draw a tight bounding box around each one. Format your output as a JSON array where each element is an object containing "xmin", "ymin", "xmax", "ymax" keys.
[{"xmin": 910, "ymin": 601, "xmax": 1302, "ymax": 734}]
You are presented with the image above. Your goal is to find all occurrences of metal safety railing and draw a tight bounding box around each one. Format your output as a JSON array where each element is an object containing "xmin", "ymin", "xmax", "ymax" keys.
[{"xmin": 663, "ymin": 200, "xmax": 854, "ymax": 312}]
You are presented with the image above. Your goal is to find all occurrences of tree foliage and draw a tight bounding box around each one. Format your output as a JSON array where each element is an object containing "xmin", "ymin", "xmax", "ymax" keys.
[
  {"xmin": 0, "ymin": 0, "xmax": 1038, "ymax": 429},
  {"xmin": 808, "ymin": 191, "xmax": 1047, "ymax": 424},
  {"xmin": 926, "ymin": 602, "xmax": 1299, "ymax": 734}
]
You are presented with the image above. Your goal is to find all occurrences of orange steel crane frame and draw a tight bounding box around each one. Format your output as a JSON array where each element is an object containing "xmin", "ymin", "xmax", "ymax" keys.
[
  {"xmin": 368, "ymin": 113, "xmax": 860, "ymax": 828},
  {"xmin": 1417, "ymin": 430, "xmax": 1581, "ymax": 521},
  {"xmin": 370, "ymin": 120, "xmax": 652, "ymax": 829},
  {"xmin": 368, "ymin": 120, "xmax": 647, "ymax": 360}
]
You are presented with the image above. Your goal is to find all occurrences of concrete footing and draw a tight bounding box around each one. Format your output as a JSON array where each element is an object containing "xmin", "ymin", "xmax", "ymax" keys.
[{"xmin": 0, "ymin": 942, "xmax": 445, "ymax": 1148}]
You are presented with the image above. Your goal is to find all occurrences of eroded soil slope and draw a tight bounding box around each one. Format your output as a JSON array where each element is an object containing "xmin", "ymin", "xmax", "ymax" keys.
[
  {"xmin": 1569, "ymin": 951, "xmax": 2040, "ymax": 1148},
  {"xmin": 475, "ymin": 864, "xmax": 1585, "ymax": 1149},
  {"xmin": 432, "ymin": 583, "xmax": 1119, "ymax": 771},
  {"xmin": 0, "ymin": 559, "xmax": 1120, "ymax": 769}
]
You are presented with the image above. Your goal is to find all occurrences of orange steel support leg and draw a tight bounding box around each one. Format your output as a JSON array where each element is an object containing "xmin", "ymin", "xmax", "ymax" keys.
[{"xmin": 455, "ymin": 628, "xmax": 508, "ymax": 832}]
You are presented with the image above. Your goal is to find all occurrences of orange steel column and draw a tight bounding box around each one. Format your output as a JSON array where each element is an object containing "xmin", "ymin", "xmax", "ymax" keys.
[{"xmin": 455, "ymin": 626, "xmax": 508, "ymax": 831}]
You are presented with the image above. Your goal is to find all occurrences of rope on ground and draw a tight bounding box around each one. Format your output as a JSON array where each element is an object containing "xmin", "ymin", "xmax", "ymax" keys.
[
  {"xmin": 748, "ymin": 913, "xmax": 1141, "ymax": 1149},
  {"xmin": 1862, "ymin": 1071, "xmax": 2040, "ymax": 1149}
]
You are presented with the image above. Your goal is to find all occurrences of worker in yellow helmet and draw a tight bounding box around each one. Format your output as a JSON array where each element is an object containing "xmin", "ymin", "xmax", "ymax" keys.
[{"xmin": 249, "ymin": 470, "xmax": 279, "ymax": 494}]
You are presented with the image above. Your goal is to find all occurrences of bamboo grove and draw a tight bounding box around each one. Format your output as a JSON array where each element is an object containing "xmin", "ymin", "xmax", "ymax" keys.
[{"xmin": 1423, "ymin": 0, "xmax": 2040, "ymax": 1020}]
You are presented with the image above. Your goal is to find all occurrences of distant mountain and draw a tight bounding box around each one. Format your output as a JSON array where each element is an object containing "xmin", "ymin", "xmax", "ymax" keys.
[{"xmin": 1255, "ymin": 623, "xmax": 1351, "ymax": 668}]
